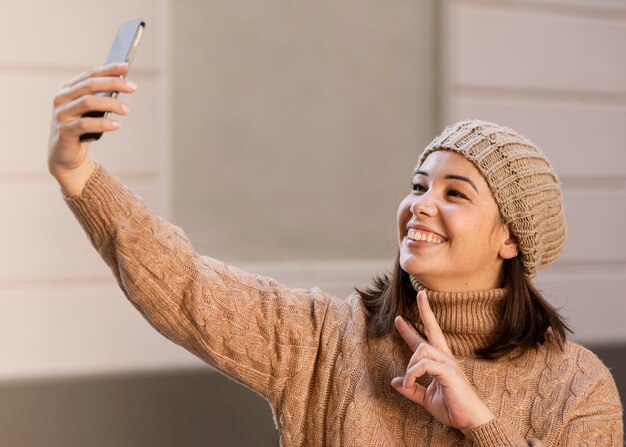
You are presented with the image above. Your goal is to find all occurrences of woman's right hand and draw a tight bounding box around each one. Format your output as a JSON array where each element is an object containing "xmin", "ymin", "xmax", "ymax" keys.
[{"xmin": 48, "ymin": 62, "xmax": 137, "ymax": 197}]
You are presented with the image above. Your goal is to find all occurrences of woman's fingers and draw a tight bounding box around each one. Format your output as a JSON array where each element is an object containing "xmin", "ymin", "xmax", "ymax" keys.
[
  {"xmin": 417, "ymin": 291, "xmax": 452, "ymax": 356},
  {"xmin": 60, "ymin": 116, "xmax": 121, "ymax": 137},
  {"xmin": 391, "ymin": 376, "xmax": 427, "ymax": 405},
  {"xmin": 51, "ymin": 67, "xmax": 136, "ymax": 143},
  {"xmin": 54, "ymin": 76, "xmax": 137, "ymax": 109},
  {"xmin": 394, "ymin": 315, "xmax": 424, "ymax": 351},
  {"xmin": 73, "ymin": 76, "xmax": 137, "ymax": 98},
  {"xmin": 393, "ymin": 296, "xmax": 496, "ymax": 431},
  {"xmin": 55, "ymin": 94, "xmax": 129, "ymax": 123},
  {"xmin": 406, "ymin": 340, "xmax": 451, "ymax": 370},
  {"xmin": 403, "ymin": 358, "xmax": 452, "ymax": 389},
  {"xmin": 61, "ymin": 62, "xmax": 129, "ymax": 89}
]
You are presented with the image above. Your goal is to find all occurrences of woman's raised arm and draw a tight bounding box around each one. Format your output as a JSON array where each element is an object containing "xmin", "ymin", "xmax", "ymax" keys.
[{"xmin": 48, "ymin": 67, "xmax": 335, "ymax": 405}]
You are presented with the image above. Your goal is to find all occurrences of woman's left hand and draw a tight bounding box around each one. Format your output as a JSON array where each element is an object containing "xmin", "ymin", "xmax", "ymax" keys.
[{"xmin": 391, "ymin": 290, "xmax": 495, "ymax": 435}]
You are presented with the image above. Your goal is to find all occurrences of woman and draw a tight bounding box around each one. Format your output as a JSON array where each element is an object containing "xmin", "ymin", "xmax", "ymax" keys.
[{"xmin": 49, "ymin": 63, "xmax": 623, "ymax": 445}]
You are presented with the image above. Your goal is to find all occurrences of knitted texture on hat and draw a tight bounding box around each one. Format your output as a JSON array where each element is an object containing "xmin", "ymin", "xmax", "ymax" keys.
[{"xmin": 415, "ymin": 119, "xmax": 566, "ymax": 278}]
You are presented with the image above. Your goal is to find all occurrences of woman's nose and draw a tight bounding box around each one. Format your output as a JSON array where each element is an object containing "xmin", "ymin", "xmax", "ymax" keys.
[{"xmin": 409, "ymin": 193, "xmax": 438, "ymax": 217}]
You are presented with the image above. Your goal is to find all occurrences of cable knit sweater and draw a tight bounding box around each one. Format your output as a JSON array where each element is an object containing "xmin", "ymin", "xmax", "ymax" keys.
[{"xmin": 64, "ymin": 163, "xmax": 623, "ymax": 446}]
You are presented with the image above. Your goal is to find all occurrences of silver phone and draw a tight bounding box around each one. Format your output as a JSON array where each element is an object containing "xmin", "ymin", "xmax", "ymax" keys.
[{"xmin": 80, "ymin": 19, "xmax": 145, "ymax": 142}]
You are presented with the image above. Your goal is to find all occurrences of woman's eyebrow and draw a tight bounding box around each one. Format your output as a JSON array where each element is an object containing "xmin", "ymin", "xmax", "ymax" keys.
[
  {"xmin": 445, "ymin": 175, "xmax": 478, "ymax": 193},
  {"xmin": 414, "ymin": 170, "xmax": 478, "ymax": 193}
]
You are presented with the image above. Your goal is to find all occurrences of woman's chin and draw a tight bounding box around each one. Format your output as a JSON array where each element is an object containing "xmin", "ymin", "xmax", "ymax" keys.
[
  {"xmin": 399, "ymin": 255, "xmax": 432, "ymax": 276},
  {"xmin": 399, "ymin": 260, "xmax": 440, "ymax": 289}
]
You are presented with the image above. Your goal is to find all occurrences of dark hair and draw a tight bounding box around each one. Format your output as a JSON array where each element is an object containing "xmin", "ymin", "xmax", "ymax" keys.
[{"xmin": 356, "ymin": 251, "xmax": 571, "ymax": 359}]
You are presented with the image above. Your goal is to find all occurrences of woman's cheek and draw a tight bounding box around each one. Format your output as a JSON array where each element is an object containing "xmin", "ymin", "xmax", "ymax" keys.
[{"xmin": 397, "ymin": 199, "xmax": 413, "ymax": 229}]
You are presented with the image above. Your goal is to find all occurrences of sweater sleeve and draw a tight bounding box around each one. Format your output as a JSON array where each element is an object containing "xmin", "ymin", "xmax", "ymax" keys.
[
  {"xmin": 553, "ymin": 348, "xmax": 624, "ymax": 446},
  {"xmin": 467, "ymin": 418, "xmax": 542, "ymax": 447},
  {"xmin": 64, "ymin": 163, "xmax": 333, "ymax": 402}
]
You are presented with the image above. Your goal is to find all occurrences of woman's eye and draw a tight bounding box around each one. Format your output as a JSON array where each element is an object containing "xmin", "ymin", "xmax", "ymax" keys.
[
  {"xmin": 448, "ymin": 189, "xmax": 467, "ymax": 199},
  {"xmin": 411, "ymin": 183, "xmax": 426, "ymax": 192}
]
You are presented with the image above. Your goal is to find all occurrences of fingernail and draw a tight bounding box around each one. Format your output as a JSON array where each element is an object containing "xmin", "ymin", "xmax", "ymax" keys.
[
  {"xmin": 126, "ymin": 81, "xmax": 138, "ymax": 91},
  {"xmin": 110, "ymin": 120, "xmax": 120, "ymax": 128},
  {"xmin": 121, "ymin": 104, "xmax": 129, "ymax": 114}
]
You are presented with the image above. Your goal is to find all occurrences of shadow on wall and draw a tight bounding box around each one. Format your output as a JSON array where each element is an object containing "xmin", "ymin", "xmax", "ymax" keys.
[
  {"xmin": 0, "ymin": 343, "xmax": 623, "ymax": 446},
  {"xmin": 0, "ymin": 370, "xmax": 278, "ymax": 447}
]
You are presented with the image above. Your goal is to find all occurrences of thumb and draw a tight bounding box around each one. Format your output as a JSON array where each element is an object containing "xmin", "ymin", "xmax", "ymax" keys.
[{"xmin": 391, "ymin": 376, "xmax": 426, "ymax": 405}]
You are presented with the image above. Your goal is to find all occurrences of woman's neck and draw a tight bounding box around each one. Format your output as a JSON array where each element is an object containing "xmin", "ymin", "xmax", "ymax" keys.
[
  {"xmin": 412, "ymin": 270, "xmax": 503, "ymax": 293},
  {"xmin": 411, "ymin": 275, "xmax": 503, "ymax": 294}
]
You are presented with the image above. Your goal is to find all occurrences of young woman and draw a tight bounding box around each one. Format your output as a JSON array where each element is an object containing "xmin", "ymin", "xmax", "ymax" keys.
[{"xmin": 49, "ymin": 63, "xmax": 623, "ymax": 446}]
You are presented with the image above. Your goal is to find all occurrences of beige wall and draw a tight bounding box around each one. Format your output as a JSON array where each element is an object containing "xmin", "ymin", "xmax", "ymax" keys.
[{"xmin": 171, "ymin": 0, "xmax": 437, "ymax": 263}]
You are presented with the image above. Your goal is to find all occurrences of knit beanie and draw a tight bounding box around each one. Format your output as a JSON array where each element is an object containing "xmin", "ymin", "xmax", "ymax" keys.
[{"xmin": 415, "ymin": 119, "xmax": 566, "ymax": 278}]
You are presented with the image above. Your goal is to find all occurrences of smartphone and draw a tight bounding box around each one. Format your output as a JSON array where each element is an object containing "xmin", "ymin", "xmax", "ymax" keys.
[{"xmin": 80, "ymin": 19, "xmax": 146, "ymax": 142}]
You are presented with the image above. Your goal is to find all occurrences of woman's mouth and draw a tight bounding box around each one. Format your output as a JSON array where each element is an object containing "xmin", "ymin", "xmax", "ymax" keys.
[{"xmin": 406, "ymin": 228, "xmax": 446, "ymax": 244}]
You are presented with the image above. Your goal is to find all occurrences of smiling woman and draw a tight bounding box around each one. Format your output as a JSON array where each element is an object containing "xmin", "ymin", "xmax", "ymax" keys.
[
  {"xmin": 358, "ymin": 120, "xmax": 622, "ymax": 442},
  {"xmin": 48, "ymin": 68, "xmax": 622, "ymax": 447}
]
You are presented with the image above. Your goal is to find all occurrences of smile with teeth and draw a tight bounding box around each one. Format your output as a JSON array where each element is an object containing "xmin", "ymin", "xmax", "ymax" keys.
[{"xmin": 407, "ymin": 228, "xmax": 445, "ymax": 244}]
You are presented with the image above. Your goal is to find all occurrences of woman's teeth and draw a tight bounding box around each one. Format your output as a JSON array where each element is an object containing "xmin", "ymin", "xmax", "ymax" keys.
[{"xmin": 407, "ymin": 228, "xmax": 445, "ymax": 244}]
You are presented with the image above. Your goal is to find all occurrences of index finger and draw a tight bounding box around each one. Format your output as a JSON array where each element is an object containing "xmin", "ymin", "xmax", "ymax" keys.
[
  {"xmin": 417, "ymin": 290, "xmax": 452, "ymax": 355},
  {"xmin": 394, "ymin": 315, "xmax": 425, "ymax": 351},
  {"xmin": 62, "ymin": 63, "xmax": 130, "ymax": 89}
]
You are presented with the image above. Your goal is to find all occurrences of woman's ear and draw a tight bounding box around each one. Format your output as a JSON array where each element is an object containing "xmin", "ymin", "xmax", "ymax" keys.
[{"xmin": 498, "ymin": 228, "xmax": 519, "ymax": 260}]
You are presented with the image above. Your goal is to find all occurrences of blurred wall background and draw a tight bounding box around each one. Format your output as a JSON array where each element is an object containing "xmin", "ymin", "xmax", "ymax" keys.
[{"xmin": 0, "ymin": 0, "xmax": 624, "ymax": 445}]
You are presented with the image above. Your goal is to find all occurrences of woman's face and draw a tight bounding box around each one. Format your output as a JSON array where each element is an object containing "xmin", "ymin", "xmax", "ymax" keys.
[{"xmin": 397, "ymin": 150, "xmax": 516, "ymax": 292}]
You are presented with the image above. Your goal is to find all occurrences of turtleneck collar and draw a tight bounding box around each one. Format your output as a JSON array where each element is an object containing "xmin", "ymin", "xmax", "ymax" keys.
[{"xmin": 409, "ymin": 276, "xmax": 506, "ymax": 358}]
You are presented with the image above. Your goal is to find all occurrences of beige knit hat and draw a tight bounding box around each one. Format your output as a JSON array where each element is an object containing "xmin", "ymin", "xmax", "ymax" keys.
[{"xmin": 415, "ymin": 119, "xmax": 566, "ymax": 278}]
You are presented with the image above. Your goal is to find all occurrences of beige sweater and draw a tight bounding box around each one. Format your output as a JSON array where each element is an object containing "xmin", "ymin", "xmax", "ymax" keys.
[{"xmin": 65, "ymin": 164, "xmax": 623, "ymax": 446}]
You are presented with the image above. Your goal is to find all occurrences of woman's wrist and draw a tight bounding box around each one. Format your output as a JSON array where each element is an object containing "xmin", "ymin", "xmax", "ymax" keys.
[
  {"xmin": 459, "ymin": 405, "xmax": 495, "ymax": 436},
  {"xmin": 51, "ymin": 157, "xmax": 96, "ymax": 198}
]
